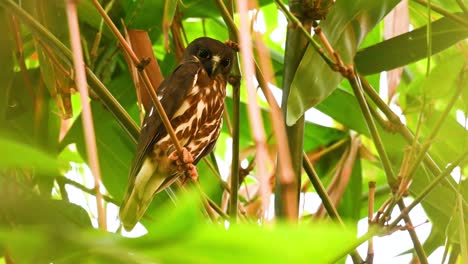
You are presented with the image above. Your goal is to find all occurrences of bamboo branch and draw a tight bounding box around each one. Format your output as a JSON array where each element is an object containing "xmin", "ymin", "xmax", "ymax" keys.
[
  {"xmin": 397, "ymin": 200, "xmax": 428, "ymax": 264},
  {"xmin": 349, "ymin": 70, "xmax": 397, "ymax": 188},
  {"xmin": 367, "ymin": 181, "xmax": 375, "ymax": 264},
  {"xmin": 213, "ymin": 0, "xmax": 241, "ymax": 222},
  {"xmin": 229, "ymin": 79, "xmax": 241, "ymax": 221},
  {"xmin": 235, "ymin": 0, "xmax": 271, "ymax": 220},
  {"xmin": 65, "ymin": 0, "xmax": 106, "ymax": 230},
  {"xmin": 388, "ymin": 150, "xmax": 468, "ymax": 228},
  {"xmin": 255, "ymin": 55, "xmax": 297, "ymax": 220},
  {"xmin": 273, "ymin": 0, "xmax": 309, "ymax": 220},
  {"xmin": 302, "ymin": 153, "xmax": 343, "ymax": 224}
]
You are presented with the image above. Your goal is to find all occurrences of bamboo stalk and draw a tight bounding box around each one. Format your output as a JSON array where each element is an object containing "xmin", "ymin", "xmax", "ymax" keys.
[
  {"xmin": 65, "ymin": 0, "xmax": 106, "ymax": 230},
  {"xmin": 213, "ymin": 0, "xmax": 242, "ymax": 222},
  {"xmin": 274, "ymin": 0, "xmax": 309, "ymax": 220},
  {"xmin": 235, "ymin": 0, "xmax": 271, "ymax": 220}
]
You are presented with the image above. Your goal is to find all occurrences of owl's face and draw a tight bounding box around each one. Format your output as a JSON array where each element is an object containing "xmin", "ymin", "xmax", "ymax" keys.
[{"xmin": 184, "ymin": 37, "xmax": 234, "ymax": 78}]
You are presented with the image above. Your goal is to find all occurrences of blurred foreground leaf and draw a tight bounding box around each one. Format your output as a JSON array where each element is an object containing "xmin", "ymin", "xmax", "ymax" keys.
[{"xmin": 0, "ymin": 136, "xmax": 63, "ymax": 174}]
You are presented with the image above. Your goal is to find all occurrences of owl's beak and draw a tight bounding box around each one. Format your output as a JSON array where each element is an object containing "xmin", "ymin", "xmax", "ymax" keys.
[{"xmin": 206, "ymin": 55, "xmax": 221, "ymax": 78}]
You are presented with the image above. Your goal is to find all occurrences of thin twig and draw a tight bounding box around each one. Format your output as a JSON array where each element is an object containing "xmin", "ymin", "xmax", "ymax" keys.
[
  {"xmin": 65, "ymin": 0, "xmax": 106, "ymax": 230},
  {"xmin": 388, "ymin": 150, "xmax": 468, "ymax": 228},
  {"xmin": 57, "ymin": 176, "xmax": 120, "ymax": 205},
  {"xmin": 307, "ymin": 137, "xmax": 349, "ymax": 162},
  {"xmin": 367, "ymin": 181, "xmax": 376, "ymax": 264},
  {"xmin": 397, "ymin": 200, "xmax": 428, "ymax": 264},
  {"xmin": 360, "ymin": 73, "xmax": 465, "ymax": 200},
  {"xmin": 303, "ymin": 153, "xmax": 344, "ymax": 224},
  {"xmin": 229, "ymin": 79, "xmax": 241, "ymax": 221},
  {"xmin": 349, "ymin": 70, "xmax": 397, "ymax": 188}
]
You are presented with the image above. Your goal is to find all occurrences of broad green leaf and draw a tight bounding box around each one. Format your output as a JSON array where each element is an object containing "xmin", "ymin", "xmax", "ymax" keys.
[
  {"xmin": 0, "ymin": 136, "xmax": 62, "ymax": 174},
  {"xmin": 62, "ymin": 100, "xmax": 136, "ymax": 201},
  {"xmin": 0, "ymin": 190, "xmax": 362, "ymax": 264},
  {"xmin": 355, "ymin": 14, "xmax": 468, "ymax": 75},
  {"xmin": 421, "ymin": 111, "xmax": 468, "ymax": 167},
  {"xmin": 133, "ymin": 192, "xmax": 362, "ymax": 264},
  {"xmin": 303, "ymin": 123, "xmax": 347, "ymax": 151},
  {"xmin": 409, "ymin": 163, "xmax": 467, "ymax": 251},
  {"xmin": 287, "ymin": 0, "xmax": 400, "ymax": 125},
  {"xmin": 0, "ymin": 192, "xmax": 92, "ymax": 229},
  {"xmin": 145, "ymin": 223, "xmax": 359, "ymax": 264},
  {"xmin": 315, "ymin": 88, "xmax": 367, "ymax": 135}
]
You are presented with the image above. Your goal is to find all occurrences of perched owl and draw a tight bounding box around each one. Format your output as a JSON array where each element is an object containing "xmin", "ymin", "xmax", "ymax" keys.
[{"xmin": 120, "ymin": 37, "xmax": 234, "ymax": 231}]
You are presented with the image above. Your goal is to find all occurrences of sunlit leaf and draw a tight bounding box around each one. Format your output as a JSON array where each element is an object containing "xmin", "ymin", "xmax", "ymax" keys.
[
  {"xmin": 287, "ymin": 0, "xmax": 400, "ymax": 125},
  {"xmin": 355, "ymin": 14, "xmax": 468, "ymax": 75}
]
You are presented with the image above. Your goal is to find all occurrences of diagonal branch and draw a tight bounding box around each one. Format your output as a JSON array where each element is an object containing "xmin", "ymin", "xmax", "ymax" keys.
[{"xmin": 91, "ymin": 0, "xmax": 187, "ymax": 166}]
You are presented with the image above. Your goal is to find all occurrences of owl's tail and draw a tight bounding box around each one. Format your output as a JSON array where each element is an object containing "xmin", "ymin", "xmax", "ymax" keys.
[{"xmin": 119, "ymin": 158, "xmax": 166, "ymax": 231}]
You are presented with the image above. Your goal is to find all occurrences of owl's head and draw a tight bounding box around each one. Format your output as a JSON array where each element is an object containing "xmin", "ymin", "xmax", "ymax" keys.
[{"xmin": 184, "ymin": 37, "xmax": 234, "ymax": 78}]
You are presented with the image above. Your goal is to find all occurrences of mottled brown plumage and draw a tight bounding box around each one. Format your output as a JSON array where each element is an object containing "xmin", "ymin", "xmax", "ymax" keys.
[{"xmin": 120, "ymin": 37, "xmax": 234, "ymax": 231}]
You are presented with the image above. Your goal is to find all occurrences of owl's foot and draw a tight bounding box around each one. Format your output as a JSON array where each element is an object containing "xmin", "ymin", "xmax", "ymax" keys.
[
  {"xmin": 183, "ymin": 163, "xmax": 198, "ymax": 182},
  {"xmin": 169, "ymin": 147, "xmax": 194, "ymax": 164},
  {"xmin": 169, "ymin": 148, "xmax": 198, "ymax": 181}
]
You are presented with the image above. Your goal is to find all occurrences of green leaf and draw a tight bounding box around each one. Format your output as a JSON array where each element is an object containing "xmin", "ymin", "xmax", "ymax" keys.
[
  {"xmin": 0, "ymin": 136, "xmax": 62, "ymax": 174},
  {"xmin": 287, "ymin": 0, "xmax": 400, "ymax": 125},
  {"xmin": 144, "ymin": 223, "xmax": 359, "ymax": 264},
  {"xmin": 0, "ymin": 190, "xmax": 362, "ymax": 264},
  {"xmin": 315, "ymin": 88, "xmax": 367, "ymax": 135},
  {"xmin": 163, "ymin": 0, "xmax": 178, "ymax": 30},
  {"xmin": 355, "ymin": 14, "xmax": 468, "ymax": 75},
  {"xmin": 417, "ymin": 53, "xmax": 464, "ymax": 99},
  {"xmin": 303, "ymin": 123, "xmax": 347, "ymax": 151},
  {"xmin": 62, "ymin": 100, "xmax": 136, "ymax": 201}
]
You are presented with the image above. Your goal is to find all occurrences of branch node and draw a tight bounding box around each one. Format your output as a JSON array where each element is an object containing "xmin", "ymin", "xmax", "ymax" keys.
[{"xmin": 136, "ymin": 57, "xmax": 151, "ymax": 72}]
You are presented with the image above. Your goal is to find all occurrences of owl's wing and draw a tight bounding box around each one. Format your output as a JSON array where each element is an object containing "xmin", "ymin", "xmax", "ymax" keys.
[{"xmin": 125, "ymin": 61, "xmax": 201, "ymax": 195}]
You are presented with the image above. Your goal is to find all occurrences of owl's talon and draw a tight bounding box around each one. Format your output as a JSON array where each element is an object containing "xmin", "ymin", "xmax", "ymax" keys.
[
  {"xmin": 169, "ymin": 147, "xmax": 194, "ymax": 165},
  {"xmin": 169, "ymin": 148, "xmax": 198, "ymax": 181},
  {"xmin": 184, "ymin": 164, "xmax": 198, "ymax": 182}
]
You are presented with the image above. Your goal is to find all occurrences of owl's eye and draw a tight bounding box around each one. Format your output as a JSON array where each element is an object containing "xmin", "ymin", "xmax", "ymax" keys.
[
  {"xmin": 220, "ymin": 58, "xmax": 230, "ymax": 67},
  {"xmin": 198, "ymin": 49, "xmax": 210, "ymax": 59}
]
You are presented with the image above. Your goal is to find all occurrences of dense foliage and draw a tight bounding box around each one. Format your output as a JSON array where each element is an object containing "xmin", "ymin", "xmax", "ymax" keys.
[{"xmin": 0, "ymin": 0, "xmax": 467, "ymax": 263}]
